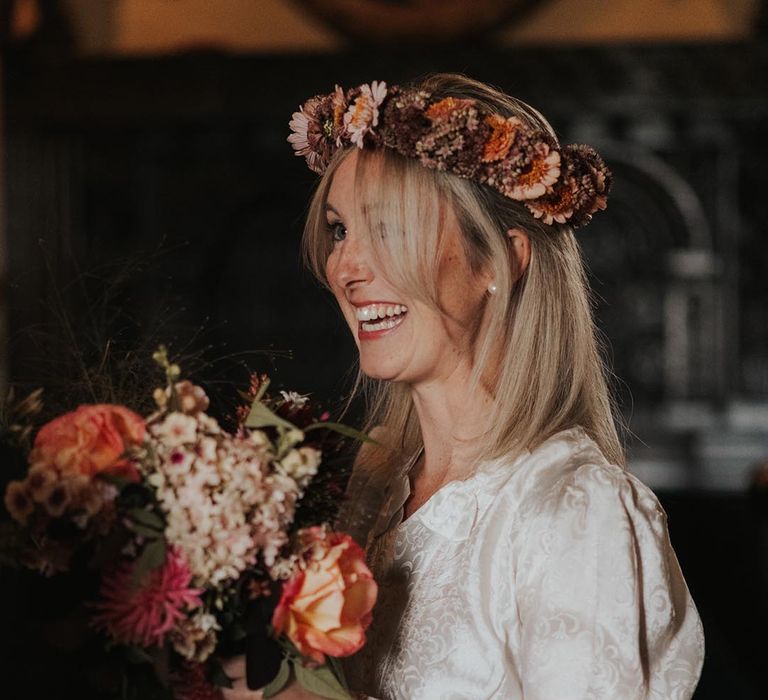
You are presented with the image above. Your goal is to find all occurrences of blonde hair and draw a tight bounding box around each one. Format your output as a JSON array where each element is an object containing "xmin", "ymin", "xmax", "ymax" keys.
[{"xmin": 302, "ymin": 73, "xmax": 625, "ymax": 469}]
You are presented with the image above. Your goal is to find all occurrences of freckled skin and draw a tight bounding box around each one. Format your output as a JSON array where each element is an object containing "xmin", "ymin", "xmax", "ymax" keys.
[{"xmin": 324, "ymin": 151, "xmax": 490, "ymax": 385}]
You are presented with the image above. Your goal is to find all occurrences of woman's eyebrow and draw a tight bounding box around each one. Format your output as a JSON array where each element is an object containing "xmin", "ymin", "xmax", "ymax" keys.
[{"xmin": 325, "ymin": 203, "xmax": 341, "ymax": 217}]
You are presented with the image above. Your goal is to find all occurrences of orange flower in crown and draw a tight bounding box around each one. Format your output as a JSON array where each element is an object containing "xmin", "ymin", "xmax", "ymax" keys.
[
  {"xmin": 287, "ymin": 80, "xmax": 613, "ymax": 229},
  {"xmin": 272, "ymin": 527, "xmax": 378, "ymax": 664},
  {"xmin": 29, "ymin": 404, "xmax": 145, "ymax": 481},
  {"xmin": 482, "ymin": 114, "xmax": 523, "ymax": 163},
  {"xmin": 527, "ymin": 144, "xmax": 610, "ymax": 227}
]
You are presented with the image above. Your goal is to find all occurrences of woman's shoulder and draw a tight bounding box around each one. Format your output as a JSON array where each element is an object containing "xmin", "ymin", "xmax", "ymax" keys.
[
  {"xmin": 501, "ymin": 429, "xmax": 704, "ymax": 697},
  {"xmin": 493, "ymin": 426, "xmax": 666, "ymax": 530}
]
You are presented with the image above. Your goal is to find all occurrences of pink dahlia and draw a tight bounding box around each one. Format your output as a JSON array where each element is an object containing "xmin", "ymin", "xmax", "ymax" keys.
[
  {"xmin": 344, "ymin": 81, "xmax": 387, "ymax": 148},
  {"xmin": 92, "ymin": 546, "xmax": 203, "ymax": 648}
]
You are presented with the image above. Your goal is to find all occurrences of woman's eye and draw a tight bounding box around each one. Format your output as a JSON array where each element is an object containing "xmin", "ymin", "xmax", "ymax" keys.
[{"xmin": 329, "ymin": 222, "xmax": 347, "ymax": 243}]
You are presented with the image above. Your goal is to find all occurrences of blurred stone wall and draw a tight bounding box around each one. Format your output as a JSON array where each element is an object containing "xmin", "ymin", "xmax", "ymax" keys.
[{"xmin": 3, "ymin": 44, "xmax": 768, "ymax": 493}]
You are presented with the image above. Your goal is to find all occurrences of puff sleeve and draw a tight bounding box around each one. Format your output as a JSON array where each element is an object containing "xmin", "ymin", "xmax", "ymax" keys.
[{"xmin": 512, "ymin": 462, "xmax": 704, "ymax": 700}]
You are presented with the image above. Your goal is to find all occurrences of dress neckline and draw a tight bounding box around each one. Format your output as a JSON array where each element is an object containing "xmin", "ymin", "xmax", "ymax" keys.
[
  {"xmin": 371, "ymin": 427, "xmax": 589, "ymax": 541},
  {"xmin": 399, "ymin": 460, "xmax": 478, "ymax": 529},
  {"xmin": 397, "ymin": 449, "xmax": 528, "ymax": 531}
]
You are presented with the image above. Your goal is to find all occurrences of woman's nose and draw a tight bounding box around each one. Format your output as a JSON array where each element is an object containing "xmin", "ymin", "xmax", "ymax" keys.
[{"xmin": 331, "ymin": 233, "xmax": 374, "ymax": 289}]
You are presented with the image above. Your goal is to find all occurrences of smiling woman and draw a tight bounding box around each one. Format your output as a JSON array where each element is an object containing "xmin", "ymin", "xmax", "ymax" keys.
[
  {"xmin": 321, "ymin": 150, "xmax": 493, "ymax": 388},
  {"xmin": 300, "ymin": 88, "xmax": 623, "ymax": 472},
  {"xmin": 223, "ymin": 73, "xmax": 705, "ymax": 700}
]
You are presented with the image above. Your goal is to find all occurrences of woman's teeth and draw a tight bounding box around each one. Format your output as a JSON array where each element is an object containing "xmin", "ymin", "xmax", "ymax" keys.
[
  {"xmin": 362, "ymin": 316, "xmax": 404, "ymax": 332},
  {"xmin": 356, "ymin": 303, "xmax": 408, "ymax": 332}
]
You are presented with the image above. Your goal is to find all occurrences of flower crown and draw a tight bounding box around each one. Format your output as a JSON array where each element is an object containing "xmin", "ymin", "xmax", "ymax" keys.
[{"xmin": 288, "ymin": 81, "xmax": 612, "ymax": 228}]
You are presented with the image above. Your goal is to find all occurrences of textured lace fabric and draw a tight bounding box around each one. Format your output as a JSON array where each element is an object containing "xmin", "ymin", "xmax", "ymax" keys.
[{"xmin": 343, "ymin": 427, "xmax": 705, "ymax": 700}]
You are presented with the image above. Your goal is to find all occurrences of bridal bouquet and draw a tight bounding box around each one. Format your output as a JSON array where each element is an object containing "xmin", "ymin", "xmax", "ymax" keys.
[{"xmin": 1, "ymin": 347, "xmax": 376, "ymax": 700}]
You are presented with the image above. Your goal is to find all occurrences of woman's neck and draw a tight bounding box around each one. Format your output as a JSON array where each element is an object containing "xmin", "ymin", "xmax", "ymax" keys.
[{"xmin": 409, "ymin": 362, "xmax": 494, "ymax": 484}]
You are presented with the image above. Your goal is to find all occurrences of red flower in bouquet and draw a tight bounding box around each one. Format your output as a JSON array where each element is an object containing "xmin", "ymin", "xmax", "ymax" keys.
[
  {"xmin": 29, "ymin": 404, "xmax": 145, "ymax": 481},
  {"xmin": 272, "ymin": 527, "xmax": 377, "ymax": 664},
  {"xmin": 92, "ymin": 546, "xmax": 203, "ymax": 648}
]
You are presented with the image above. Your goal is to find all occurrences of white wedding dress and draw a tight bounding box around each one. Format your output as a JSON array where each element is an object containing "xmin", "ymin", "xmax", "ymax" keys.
[{"xmin": 342, "ymin": 427, "xmax": 704, "ymax": 700}]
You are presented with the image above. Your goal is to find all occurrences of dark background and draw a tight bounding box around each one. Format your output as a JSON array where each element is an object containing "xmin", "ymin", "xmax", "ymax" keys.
[{"xmin": 1, "ymin": 2, "xmax": 768, "ymax": 698}]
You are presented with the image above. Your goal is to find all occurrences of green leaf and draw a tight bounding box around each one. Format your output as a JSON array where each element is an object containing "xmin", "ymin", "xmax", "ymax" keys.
[
  {"xmin": 304, "ymin": 421, "xmax": 379, "ymax": 444},
  {"xmin": 98, "ymin": 472, "xmax": 133, "ymax": 491},
  {"xmin": 131, "ymin": 539, "xmax": 167, "ymax": 587},
  {"xmin": 327, "ymin": 656, "xmax": 348, "ymax": 688},
  {"xmin": 245, "ymin": 401, "xmax": 296, "ymax": 432},
  {"xmin": 118, "ymin": 482, "xmax": 153, "ymax": 509},
  {"xmin": 126, "ymin": 508, "xmax": 165, "ymax": 532},
  {"xmin": 129, "ymin": 523, "xmax": 163, "ymax": 539},
  {"xmin": 254, "ymin": 377, "xmax": 271, "ymax": 402},
  {"xmin": 262, "ymin": 658, "xmax": 291, "ymax": 698},
  {"xmin": 295, "ymin": 662, "xmax": 353, "ymax": 700}
]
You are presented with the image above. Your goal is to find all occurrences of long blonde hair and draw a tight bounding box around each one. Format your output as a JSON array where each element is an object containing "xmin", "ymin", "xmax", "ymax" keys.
[{"xmin": 302, "ymin": 73, "xmax": 625, "ymax": 469}]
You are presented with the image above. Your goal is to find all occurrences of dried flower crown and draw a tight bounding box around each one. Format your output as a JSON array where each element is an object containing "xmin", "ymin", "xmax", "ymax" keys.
[{"xmin": 288, "ymin": 81, "xmax": 612, "ymax": 228}]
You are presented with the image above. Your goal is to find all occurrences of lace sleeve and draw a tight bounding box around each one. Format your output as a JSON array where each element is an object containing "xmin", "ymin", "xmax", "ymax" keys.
[{"xmin": 513, "ymin": 462, "xmax": 705, "ymax": 700}]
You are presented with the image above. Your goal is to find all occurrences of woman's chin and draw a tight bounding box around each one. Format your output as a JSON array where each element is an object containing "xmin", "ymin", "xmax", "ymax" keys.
[
  {"xmin": 359, "ymin": 357, "xmax": 406, "ymax": 382},
  {"xmin": 360, "ymin": 366, "xmax": 399, "ymax": 382}
]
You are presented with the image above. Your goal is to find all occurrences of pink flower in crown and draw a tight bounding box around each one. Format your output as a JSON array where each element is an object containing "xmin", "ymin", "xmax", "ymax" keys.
[
  {"xmin": 91, "ymin": 546, "xmax": 203, "ymax": 648},
  {"xmin": 344, "ymin": 81, "xmax": 387, "ymax": 148},
  {"xmin": 288, "ymin": 106, "xmax": 321, "ymax": 172},
  {"xmin": 288, "ymin": 86, "xmax": 347, "ymax": 174}
]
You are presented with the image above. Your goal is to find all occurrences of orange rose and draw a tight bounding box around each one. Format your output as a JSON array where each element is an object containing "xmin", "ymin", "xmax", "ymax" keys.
[
  {"xmin": 272, "ymin": 528, "xmax": 377, "ymax": 664},
  {"xmin": 29, "ymin": 404, "xmax": 145, "ymax": 480}
]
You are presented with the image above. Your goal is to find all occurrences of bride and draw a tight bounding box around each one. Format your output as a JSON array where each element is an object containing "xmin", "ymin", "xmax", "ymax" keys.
[{"xmin": 222, "ymin": 73, "xmax": 704, "ymax": 699}]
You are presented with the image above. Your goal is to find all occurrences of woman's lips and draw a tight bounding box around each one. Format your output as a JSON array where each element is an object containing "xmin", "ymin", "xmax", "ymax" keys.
[
  {"xmin": 358, "ymin": 311, "xmax": 408, "ymax": 340},
  {"xmin": 353, "ymin": 302, "xmax": 408, "ymax": 340}
]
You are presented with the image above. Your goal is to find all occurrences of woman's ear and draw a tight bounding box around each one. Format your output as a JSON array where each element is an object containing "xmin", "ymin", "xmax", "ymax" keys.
[{"xmin": 507, "ymin": 228, "xmax": 531, "ymax": 282}]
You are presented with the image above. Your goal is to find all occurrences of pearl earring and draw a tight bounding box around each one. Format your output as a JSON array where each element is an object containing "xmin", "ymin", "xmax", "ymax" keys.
[{"xmin": 488, "ymin": 282, "xmax": 498, "ymax": 295}]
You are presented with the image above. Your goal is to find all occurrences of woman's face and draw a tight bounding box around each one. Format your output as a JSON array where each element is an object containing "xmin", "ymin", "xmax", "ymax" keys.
[{"xmin": 324, "ymin": 151, "xmax": 490, "ymax": 385}]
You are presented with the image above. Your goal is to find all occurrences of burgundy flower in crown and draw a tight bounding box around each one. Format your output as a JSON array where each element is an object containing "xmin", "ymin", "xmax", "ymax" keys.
[{"xmin": 287, "ymin": 81, "xmax": 612, "ymax": 228}]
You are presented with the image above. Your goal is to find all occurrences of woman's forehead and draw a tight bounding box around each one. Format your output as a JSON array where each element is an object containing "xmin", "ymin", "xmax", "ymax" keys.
[{"xmin": 326, "ymin": 151, "xmax": 388, "ymax": 218}]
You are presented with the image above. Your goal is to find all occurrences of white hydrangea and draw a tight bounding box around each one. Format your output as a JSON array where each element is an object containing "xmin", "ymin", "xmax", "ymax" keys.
[
  {"xmin": 146, "ymin": 411, "xmax": 313, "ymax": 589},
  {"xmin": 278, "ymin": 447, "xmax": 322, "ymax": 488}
]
